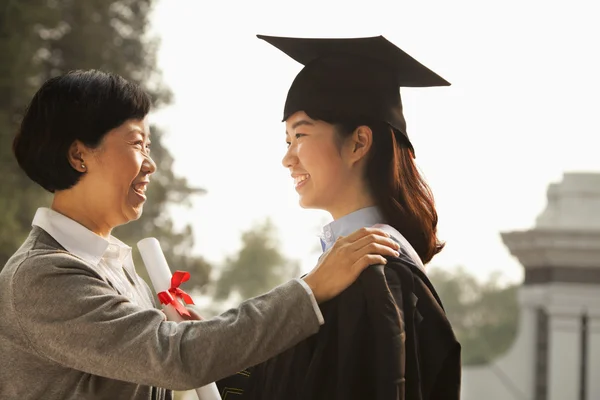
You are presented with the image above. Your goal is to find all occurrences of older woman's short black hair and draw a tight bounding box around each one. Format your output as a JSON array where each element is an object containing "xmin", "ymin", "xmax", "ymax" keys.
[{"xmin": 13, "ymin": 69, "xmax": 152, "ymax": 192}]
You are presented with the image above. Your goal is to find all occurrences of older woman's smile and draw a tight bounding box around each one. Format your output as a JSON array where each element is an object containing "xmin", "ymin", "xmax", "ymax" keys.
[{"xmin": 132, "ymin": 180, "xmax": 149, "ymax": 199}]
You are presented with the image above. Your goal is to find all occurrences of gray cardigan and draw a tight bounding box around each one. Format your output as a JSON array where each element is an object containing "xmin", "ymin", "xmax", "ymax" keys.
[{"xmin": 0, "ymin": 227, "xmax": 320, "ymax": 399}]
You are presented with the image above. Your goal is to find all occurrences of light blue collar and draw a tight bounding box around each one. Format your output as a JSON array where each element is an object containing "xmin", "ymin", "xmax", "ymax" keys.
[
  {"xmin": 319, "ymin": 206, "xmax": 383, "ymax": 252},
  {"xmin": 318, "ymin": 206, "xmax": 426, "ymax": 272}
]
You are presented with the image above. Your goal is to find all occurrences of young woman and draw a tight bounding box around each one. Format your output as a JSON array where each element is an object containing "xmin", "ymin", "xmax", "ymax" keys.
[{"xmin": 217, "ymin": 35, "xmax": 461, "ymax": 400}]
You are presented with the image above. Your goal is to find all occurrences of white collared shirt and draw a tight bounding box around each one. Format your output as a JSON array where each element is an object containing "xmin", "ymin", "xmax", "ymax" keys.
[{"xmin": 32, "ymin": 207, "xmax": 152, "ymax": 308}]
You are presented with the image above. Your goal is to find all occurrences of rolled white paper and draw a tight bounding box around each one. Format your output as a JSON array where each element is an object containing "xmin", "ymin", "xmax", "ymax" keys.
[
  {"xmin": 137, "ymin": 237, "xmax": 221, "ymax": 400},
  {"xmin": 137, "ymin": 238, "xmax": 173, "ymax": 294}
]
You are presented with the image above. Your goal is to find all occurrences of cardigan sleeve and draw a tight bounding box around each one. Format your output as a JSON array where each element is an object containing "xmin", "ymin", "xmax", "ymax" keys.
[{"xmin": 10, "ymin": 251, "xmax": 321, "ymax": 390}]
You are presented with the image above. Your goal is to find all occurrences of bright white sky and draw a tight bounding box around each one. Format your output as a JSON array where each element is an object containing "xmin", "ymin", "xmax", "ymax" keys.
[{"xmin": 148, "ymin": 0, "xmax": 600, "ymax": 284}]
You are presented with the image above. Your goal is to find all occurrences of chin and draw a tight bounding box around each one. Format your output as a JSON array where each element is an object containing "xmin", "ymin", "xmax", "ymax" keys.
[
  {"xmin": 123, "ymin": 205, "xmax": 144, "ymax": 223},
  {"xmin": 298, "ymin": 196, "xmax": 322, "ymax": 211},
  {"xmin": 298, "ymin": 196, "xmax": 311, "ymax": 209},
  {"xmin": 130, "ymin": 207, "xmax": 144, "ymax": 220}
]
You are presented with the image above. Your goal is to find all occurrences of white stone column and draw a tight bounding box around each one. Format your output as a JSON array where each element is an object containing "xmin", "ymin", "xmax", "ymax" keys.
[
  {"xmin": 547, "ymin": 309, "xmax": 581, "ymax": 400},
  {"xmin": 503, "ymin": 287, "xmax": 544, "ymax": 399},
  {"xmin": 587, "ymin": 315, "xmax": 600, "ymax": 400}
]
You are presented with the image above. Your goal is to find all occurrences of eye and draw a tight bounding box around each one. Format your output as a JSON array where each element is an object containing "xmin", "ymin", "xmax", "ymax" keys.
[
  {"xmin": 285, "ymin": 133, "xmax": 305, "ymax": 148},
  {"xmin": 134, "ymin": 140, "xmax": 151, "ymax": 154}
]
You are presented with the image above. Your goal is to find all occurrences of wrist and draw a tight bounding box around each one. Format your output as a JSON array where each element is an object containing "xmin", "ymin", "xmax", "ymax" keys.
[{"xmin": 302, "ymin": 275, "xmax": 323, "ymax": 303}]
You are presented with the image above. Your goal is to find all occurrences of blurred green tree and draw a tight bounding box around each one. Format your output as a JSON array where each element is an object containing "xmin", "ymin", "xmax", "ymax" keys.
[
  {"xmin": 0, "ymin": 0, "xmax": 210, "ymax": 289},
  {"xmin": 214, "ymin": 218, "xmax": 301, "ymax": 302},
  {"xmin": 428, "ymin": 266, "xmax": 519, "ymax": 365}
]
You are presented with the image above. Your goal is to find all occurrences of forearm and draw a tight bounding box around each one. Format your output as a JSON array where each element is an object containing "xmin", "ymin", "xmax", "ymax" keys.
[
  {"xmin": 15, "ymin": 261, "xmax": 320, "ymax": 390},
  {"xmin": 154, "ymin": 279, "xmax": 321, "ymax": 389}
]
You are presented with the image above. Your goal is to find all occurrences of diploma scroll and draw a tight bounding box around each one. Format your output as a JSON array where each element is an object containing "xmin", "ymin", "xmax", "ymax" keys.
[{"xmin": 137, "ymin": 237, "xmax": 221, "ymax": 400}]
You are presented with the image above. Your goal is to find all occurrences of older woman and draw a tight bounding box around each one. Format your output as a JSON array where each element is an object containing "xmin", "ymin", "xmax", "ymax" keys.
[{"xmin": 0, "ymin": 69, "xmax": 400, "ymax": 400}]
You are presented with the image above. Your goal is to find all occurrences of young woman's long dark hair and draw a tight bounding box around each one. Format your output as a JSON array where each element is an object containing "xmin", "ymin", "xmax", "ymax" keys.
[{"xmin": 312, "ymin": 111, "xmax": 444, "ymax": 265}]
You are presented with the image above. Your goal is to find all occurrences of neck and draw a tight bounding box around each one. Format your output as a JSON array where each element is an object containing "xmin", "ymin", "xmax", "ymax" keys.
[
  {"xmin": 328, "ymin": 180, "xmax": 376, "ymax": 220},
  {"xmin": 52, "ymin": 190, "xmax": 113, "ymax": 238}
]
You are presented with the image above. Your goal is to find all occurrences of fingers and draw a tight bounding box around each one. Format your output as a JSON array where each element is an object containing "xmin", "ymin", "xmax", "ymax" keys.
[
  {"xmin": 352, "ymin": 254, "xmax": 388, "ymax": 274},
  {"xmin": 341, "ymin": 227, "xmax": 391, "ymax": 242},
  {"xmin": 332, "ymin": 228, "xmax": 400, "ymax": 275},
  {"xmin": 356, "ymin": 242, "xmax": 399, "ymax": 258},
  {"xmin": 185, "ymin": 306, "xmax": 204, "ymax": 321},
  {"xmin": 345, "ymin": 233, "xmax": 400, "ymax": 254}
]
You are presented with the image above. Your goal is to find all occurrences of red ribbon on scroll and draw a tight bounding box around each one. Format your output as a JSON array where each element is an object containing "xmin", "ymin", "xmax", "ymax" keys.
[{"xmin": 157, "ymin": 270, "xmax": 195, "ymax": 318}]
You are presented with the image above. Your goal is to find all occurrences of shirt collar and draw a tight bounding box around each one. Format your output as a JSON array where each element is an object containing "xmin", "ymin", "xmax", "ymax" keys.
[
  {"xmin": 320, "ymin": 206, "xmax": 384, "ymax": 252},
  {"xmin": 32, "ymin": 207, "xmax": 131, "ymax": 266},
  {"xmin": 317, "ymin": 206, "xmax": 426, "ymax": 272}
]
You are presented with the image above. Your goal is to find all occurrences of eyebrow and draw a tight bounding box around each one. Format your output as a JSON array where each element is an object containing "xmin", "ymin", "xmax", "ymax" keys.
[
  {"xmin": 285, "ymin": 119, "xmax": 315, "ymax": 135},
  {"xmin": 128, "ymin": 127, "xmax": 150, "ymax": 138}
]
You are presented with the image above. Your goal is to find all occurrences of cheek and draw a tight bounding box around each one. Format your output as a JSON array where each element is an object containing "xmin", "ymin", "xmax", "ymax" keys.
[
  {"xmin": 104, "ymin": 155, "xmax": 142, "ymax": 190},
  {"xmin": 299, "ymin": 145, "xmax": 344, "ymax": 184}
]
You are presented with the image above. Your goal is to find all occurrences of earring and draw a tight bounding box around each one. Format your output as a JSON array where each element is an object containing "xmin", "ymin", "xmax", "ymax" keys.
[{"xmin": 81, "ymin": 163, "xmax": 86, "ymax": 170}]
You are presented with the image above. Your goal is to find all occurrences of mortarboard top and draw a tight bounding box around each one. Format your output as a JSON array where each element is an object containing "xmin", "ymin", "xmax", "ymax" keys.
[{"xmin": 257, "ymin": 34, "xmax": 450, "ymax": 154}]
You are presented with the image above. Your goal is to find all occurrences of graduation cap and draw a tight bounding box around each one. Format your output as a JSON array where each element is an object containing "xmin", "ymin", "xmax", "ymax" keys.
[{"xmin": 257, "ymin": 34, "xmax": 450, "ymax": 154}]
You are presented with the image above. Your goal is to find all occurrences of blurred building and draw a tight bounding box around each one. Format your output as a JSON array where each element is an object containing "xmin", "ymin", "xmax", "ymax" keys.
[{"xmin": 461, "ymin": 172, "xmax": 600, "ymax": 400}]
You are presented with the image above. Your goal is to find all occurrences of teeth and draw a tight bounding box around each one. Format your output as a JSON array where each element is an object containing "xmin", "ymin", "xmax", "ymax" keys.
[
  {"xmin": 294, "ymin": 175, "xmax": 310, "ymax": 185},
  {"xmin": 133, "ymin": 183, "xmax": 147, "ymax": 194}
]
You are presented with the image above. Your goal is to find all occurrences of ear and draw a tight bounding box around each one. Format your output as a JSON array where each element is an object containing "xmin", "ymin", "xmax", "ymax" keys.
[
  {"xmin": 67, "ymin": 140, "xmax": 89, "ymax": 173},
  {"xmin": 346, "ymin": 125, "xmax": 373, "ymax": 165}
]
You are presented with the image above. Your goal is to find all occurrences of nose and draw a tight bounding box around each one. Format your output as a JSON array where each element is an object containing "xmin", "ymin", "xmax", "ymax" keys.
[
  {"xmin": 142, "ymin": 154, "xmax": 157, "ymax": 175},
  {"xmin": 282, "ymin": 143, "xmax": 298, "ymax": 169}
]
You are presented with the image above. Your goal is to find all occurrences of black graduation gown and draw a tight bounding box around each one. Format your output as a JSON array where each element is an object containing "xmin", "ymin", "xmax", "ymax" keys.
[{"xmin": 216, "ymin": 249, "xmax": 461, "ymax": 400}]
